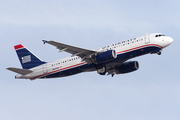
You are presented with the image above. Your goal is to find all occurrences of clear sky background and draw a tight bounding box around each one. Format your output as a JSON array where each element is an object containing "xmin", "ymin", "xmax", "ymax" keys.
[{"xmin": 1, "ymin": 0, "xmax": 180, "ymax": 120}]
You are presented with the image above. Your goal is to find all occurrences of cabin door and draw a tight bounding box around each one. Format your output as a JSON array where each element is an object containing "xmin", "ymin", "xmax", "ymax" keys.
[
  {"xmin": 144, "ymin": 34, "xmax": 150, "ymax": 44},
  {"xmin": 42, "ymin": 64, "xmax": 48, "ymax": 74}
]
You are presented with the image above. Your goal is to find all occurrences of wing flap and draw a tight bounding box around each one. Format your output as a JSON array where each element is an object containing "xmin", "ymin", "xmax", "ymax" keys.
[{"xmin": 7, "ymin": 67, "xmax": 33, "ymax": 75}]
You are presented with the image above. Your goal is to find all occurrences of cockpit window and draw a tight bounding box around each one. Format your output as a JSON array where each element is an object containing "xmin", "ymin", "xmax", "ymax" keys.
[{"xmin": 155, "ymin": 34, "xmax": 165, "ymax": 37}]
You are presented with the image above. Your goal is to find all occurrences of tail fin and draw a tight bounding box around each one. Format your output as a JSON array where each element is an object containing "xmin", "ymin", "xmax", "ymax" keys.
[{"xmin": 14, "ymin": 44, "xmax": 46, "ymax": 69}]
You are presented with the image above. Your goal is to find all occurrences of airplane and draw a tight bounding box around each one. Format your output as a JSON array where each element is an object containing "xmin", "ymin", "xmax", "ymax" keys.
[{"xmin": 7, "ymin": 33, "xmax": 173, "ymax": 80}]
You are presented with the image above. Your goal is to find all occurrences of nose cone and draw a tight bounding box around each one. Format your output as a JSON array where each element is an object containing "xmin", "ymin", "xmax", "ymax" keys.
[
  {"xmin": 161, "ymin": 36, "xmax": 173, "ymax": 48},
  {"xmin": 168, "ymin": 37, "xmax": 173, "ymax": 45}
]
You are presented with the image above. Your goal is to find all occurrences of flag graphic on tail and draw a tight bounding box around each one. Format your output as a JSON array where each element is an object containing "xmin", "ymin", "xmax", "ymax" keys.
[{"xmin": 14, "ymin": 44, "xmax": 46, "ymax": 69}]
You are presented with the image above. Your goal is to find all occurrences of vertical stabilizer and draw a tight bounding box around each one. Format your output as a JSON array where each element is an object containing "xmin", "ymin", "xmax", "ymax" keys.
[{"xmin": 14, "ymin": 44, "xmax": 46, "ymax": 69}]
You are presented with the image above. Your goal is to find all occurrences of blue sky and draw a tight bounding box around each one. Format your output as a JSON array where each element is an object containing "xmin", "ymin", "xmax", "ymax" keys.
[{"xmin": 1, "ymin": 0, "xmax": 180, "ymax": 120}]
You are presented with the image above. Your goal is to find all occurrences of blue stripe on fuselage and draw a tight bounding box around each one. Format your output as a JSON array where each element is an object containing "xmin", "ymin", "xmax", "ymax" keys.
[{"xmin": 40, "ymin": 46, "xmax": 161, "ymax": 79}]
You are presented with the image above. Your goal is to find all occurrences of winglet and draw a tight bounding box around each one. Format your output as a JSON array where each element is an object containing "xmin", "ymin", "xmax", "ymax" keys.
[{"xmin": 42, "ymin": 40, "xmax": 48, "ymax": 44}]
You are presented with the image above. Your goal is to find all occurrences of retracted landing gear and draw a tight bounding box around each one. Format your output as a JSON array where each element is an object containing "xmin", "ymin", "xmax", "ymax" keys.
[
  {"xmin": 150, "ymin": 49, "xmax": 162, "ymax": 55},
  {"xmin": 97, "ymin": 66, "xmax": 106, "ymax": 75},
  {"xmin": 157, "ymin": 51, "xmax": 161, "ymax": 55}
]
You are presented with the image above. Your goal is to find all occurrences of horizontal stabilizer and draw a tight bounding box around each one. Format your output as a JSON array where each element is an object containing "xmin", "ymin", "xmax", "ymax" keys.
[{"xmin": 7, "ymin": 67, "xmax": 33, "ymax": 75}]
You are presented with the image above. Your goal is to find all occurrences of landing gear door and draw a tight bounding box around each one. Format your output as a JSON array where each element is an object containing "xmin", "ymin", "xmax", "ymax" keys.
[
  {"xmin": 42, "ymin": 64, "xmax": 48, "ymax": 74},
  {"xmin": 144, "ymin": 34, "xmax": 150, "ymax": 44}
]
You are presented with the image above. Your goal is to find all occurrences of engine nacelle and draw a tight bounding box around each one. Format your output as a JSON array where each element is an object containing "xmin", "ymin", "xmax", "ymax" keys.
[
  {"xmin": 93, "ymin": 50, "xmax": 117, "ymax": 63},
  {"xmin": 115, "ymin": 61, "xmax": 139, "ymax": 74}
]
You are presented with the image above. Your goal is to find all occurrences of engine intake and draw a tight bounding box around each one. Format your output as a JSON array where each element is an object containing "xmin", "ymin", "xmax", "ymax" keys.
[
  {"xmin": 116, "ymin": 61, "xmax": 139, "ymax": 74},
  {"xmin": 93, "ymin": 50, "xmax": 117, "ymax": 63}
]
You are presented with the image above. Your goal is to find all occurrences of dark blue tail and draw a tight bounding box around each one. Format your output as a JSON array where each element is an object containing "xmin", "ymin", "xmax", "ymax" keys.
[{"xmin": 14, "ymin": 44, "xmax": 46, "ymax": 69}]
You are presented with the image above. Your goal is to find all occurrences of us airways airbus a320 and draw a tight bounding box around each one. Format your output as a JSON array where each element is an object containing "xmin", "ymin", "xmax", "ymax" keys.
[{"xmin": 7, "ymin": 33, "xmax": 173, "ymax": 80}]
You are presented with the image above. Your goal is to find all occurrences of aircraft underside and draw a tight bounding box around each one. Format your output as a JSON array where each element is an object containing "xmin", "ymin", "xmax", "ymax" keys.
[{"xmin": 40, "ymin": 45, "xmax": 161, "ymax": 79}]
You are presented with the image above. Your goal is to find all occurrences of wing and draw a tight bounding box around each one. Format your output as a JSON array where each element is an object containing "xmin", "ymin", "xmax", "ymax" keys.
[{"xmin": 43, "ymin": 40, "xmax": 97, "ymax": 64}]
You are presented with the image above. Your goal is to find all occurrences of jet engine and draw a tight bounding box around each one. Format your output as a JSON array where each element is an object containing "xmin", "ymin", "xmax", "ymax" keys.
[
  {"xmin": 92, "ymin": 50, "xmax": 117, "ymax": 63},
  {"xmin": 115, "ymin": 61, "xmax": 139, "ymax": 74}
]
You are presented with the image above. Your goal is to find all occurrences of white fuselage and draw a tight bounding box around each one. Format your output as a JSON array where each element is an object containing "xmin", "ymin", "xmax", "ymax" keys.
[{"xmin": 15, "ymin": 33, "xmax": 173, "ymax": 80}]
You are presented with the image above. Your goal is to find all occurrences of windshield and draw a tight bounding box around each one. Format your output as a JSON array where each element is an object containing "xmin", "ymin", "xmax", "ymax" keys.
[{"xmin": 155, "ymin": 34, "xmax": 165, "ymax": 37}]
